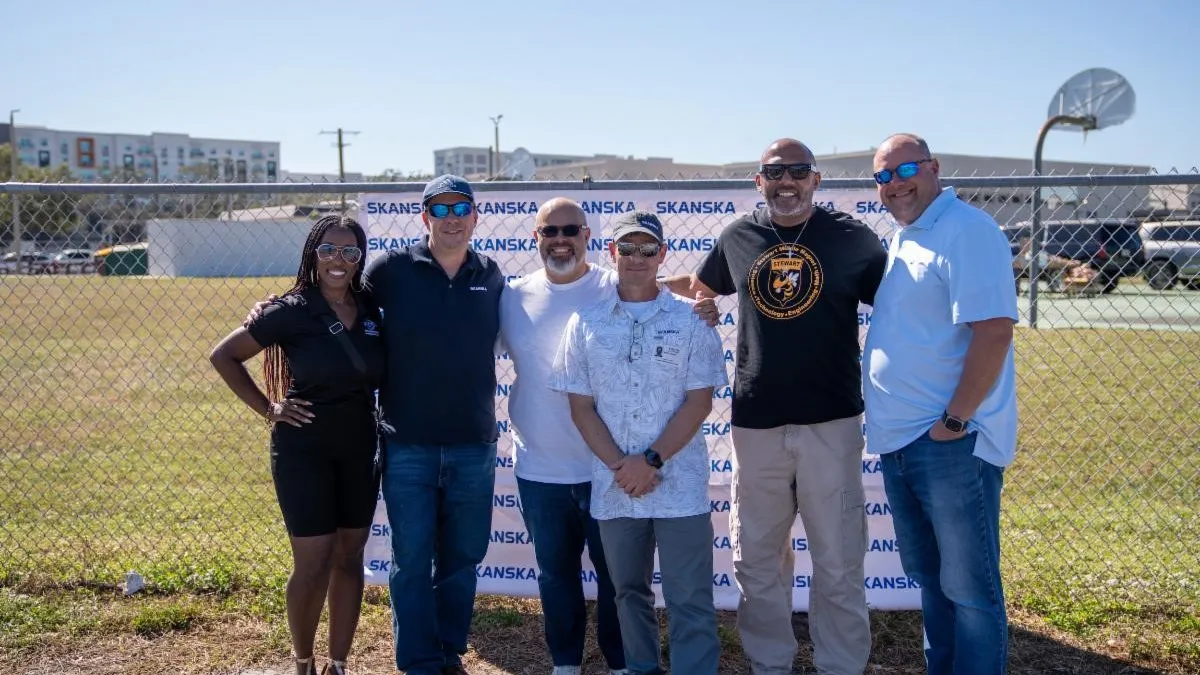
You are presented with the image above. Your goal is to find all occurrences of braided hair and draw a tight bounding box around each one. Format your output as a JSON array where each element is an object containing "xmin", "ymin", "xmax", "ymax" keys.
[{"xmin": 262, "ymin": 214, "xmax": 369, "ymax": 402}]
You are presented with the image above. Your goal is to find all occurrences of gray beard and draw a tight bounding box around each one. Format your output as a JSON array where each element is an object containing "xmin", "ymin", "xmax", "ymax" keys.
[
  {"xmin": 544, "ymin": 253, "xmax": 578, "ymax": 276},
  {"xmin": 767, "ymin": 196, "xmax": 808, "ymax": 219}
]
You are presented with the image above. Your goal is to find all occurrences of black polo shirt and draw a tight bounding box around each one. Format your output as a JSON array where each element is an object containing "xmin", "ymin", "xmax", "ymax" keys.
[
  {"xmin": 697, "ymin": 206, "xmax": 887, "ymax": 429},
  {"xmin": 246, "ymin": 286, "xmax": 386, "ymax": 412},
  {"xmin": 364, "ymin": 237, "xmax": 504, "ymax": 445}
]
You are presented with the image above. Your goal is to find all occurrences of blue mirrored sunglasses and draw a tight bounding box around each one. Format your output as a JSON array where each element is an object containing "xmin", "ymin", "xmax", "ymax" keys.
[
  {"xmin": 427, "ymin": 201, "xmax": 474, "ymax": 218},
  {"xmin": 874, "ymin": 159, "xmax": 933, "ymax": 185}
]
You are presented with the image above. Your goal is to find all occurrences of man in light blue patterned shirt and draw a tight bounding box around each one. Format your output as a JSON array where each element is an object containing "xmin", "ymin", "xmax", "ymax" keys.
[{"xmin": 551, "ymin": 210, "xmax": 727, "ymax": 675}]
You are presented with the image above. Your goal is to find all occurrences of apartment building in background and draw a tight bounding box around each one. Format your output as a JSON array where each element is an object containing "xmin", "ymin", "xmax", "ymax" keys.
[
  {"xmin": 433, "ymin": 146, "xmax": 590, "ymax": 177},
  {"xmin": 0, "ymin": 123, "xmax": 280, "ymax": 182}
]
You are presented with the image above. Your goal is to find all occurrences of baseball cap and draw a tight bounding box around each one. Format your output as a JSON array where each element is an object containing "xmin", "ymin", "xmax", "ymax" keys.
[
  {"xmin": 422, "ymin": 174, "xmax": 474, "ymax": 204},
  {"xmin": 611, "ymin": 210, "xmax": 664, "ymax": 243}
]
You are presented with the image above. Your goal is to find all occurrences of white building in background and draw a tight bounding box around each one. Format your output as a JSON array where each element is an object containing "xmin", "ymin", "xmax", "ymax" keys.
[
  {"xmin": 433, "ymin": 146, "xmax": 590, "ymax": 177},
  {"xmin": 1146, "ymin": 184, "xmax": 1200, "ymax": 217},
  {"xmin": 280, "ymin": 170, "xmax": 365, "ymax": 183},
  {"xmin": 2, "ymin": 123, "xmax": 281, "ymax": 182},
  {"xmin": 526, "ymin": 149, "xmax": 1154, "ymax": 223}
]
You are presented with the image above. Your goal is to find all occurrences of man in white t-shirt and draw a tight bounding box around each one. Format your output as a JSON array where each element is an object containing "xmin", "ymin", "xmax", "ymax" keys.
[{"xmin": 500, "ymin": 199, "xmax": 716, "ymax": 675}]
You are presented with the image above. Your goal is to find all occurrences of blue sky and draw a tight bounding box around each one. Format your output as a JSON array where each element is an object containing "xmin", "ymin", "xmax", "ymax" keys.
[{"xmin": 4, "ymin": 0, "xmax": 1197, "ymax": 176}]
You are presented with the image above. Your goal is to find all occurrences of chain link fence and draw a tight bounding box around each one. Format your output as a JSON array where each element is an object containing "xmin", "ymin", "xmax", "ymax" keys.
[{"xmin": 1, "ymin": 173, "xmax": 1197, "ymax": 621}]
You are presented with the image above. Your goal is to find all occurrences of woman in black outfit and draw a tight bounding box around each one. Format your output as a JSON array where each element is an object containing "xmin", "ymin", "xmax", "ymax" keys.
[{"xmin": 210, "ymin": 214, "xmax": 384, "ymax": 675}]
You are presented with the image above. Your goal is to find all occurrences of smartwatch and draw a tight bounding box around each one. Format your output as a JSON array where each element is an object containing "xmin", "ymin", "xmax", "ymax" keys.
[
  {"xmin": 642, "ymin": 448, "xmax": 664, "ymax": 469},
  {"xmin": 941, "ymin": 410, "xmax": 968, "ymax": 434}
]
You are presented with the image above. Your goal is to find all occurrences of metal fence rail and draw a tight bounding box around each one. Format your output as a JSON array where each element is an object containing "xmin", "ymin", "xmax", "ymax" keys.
[{"xmin": 1, "ymin": 174, "xmax": 1197, "ymax": 620}]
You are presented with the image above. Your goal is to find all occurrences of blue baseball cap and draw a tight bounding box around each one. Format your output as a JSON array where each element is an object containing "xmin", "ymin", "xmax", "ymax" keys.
[
  {"xmin": 422, "ymin": 174, "xmax": 475, "ymax": 204},
  {"xmin": 611, "ymin": 210, "xmax": 664, "ymax": 243}
]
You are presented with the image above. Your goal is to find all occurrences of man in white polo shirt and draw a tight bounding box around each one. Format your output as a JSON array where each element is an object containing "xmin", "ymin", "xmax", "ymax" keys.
[
  {"xmin": 863, "ymin": 133, "xmax": 1018, "ymax": 675},
  {"xmin": 501, "ymin": 199, "xmax": 717, "ymax": 675},
  {"xmin": 550, "ymin": 210, "xmax": 727, "ymax": 675}
]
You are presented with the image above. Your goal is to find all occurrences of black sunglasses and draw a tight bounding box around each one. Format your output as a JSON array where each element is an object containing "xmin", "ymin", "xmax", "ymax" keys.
[
  {"xmin": 759, "ymin": 163, "xmax": 815, "ymax": 181},
  {"xmin": 315, "ymin": 243, "xmax": 363, "ymax": 264},
  {"xmin": 616, "ymin": 242, "xmax": 662, "ymax": 257},
  {"xmin": 538, "ymin": 224, "xmax": 584, "ymax": 238}
]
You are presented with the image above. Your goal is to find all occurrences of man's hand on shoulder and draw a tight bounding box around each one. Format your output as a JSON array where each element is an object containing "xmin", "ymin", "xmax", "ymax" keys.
[
  {"xmin": 243, "ymin": 294, "xmax": 280, "ymax": 327},
  {"xmin": 692, "ymin": 293, "xmax": 720, "ymax": 327}
]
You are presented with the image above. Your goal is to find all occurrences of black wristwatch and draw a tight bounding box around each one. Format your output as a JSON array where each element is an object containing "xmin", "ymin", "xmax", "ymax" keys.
[
  {"xmin": 941, "ymin": 410, "xmax": 969, "ymax": 434},
  {"xmin": 642, "ymin": 448, "xmax": 664, "ymax": 469}
]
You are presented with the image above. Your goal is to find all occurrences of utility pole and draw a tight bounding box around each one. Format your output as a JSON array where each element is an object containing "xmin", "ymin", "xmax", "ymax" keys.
[
  {"xmin": 489, "ymin": 114, "xmax": 503, "ymax": 179},
  {"xmin": 320, "ymin": 127, "xmax": 360, "ymax": 210},
  {"xmin": 8, "ymin": 109, "xmax": 21, "ymax": 255}
]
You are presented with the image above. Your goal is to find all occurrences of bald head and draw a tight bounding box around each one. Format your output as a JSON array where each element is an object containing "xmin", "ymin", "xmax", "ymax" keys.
[
  {"xmin": 761, "ymin": 138, "xmax": 815, "ymax": 166},
  {"xmin": 534, "ymin": 197, "xmax": 590, "ymax": 282},
  {"xmin": 756, "ymin": 138, "xmax": 821, "ymax": 225},
  {"xmin": 873, "ymin": 132, "xmax": 940, "ymax": 226},
  {"xmin": 876, "ymin": 133, "xmax": 931, "ymax": 160},
  {"xmin": 535, "ymin": 197, "xmax": 586, "ymax": 227}
]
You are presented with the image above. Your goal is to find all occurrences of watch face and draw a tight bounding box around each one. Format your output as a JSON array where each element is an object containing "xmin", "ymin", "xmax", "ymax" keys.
[{"xmin": 943, "ymin": 416, "xmax": 965, "ymax": 433}]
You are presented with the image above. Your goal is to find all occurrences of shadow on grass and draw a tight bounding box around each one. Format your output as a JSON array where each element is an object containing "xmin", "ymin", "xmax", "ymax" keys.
[{"xmin": 466, "ymin": 598, "xmax": 1175, "ymax": 675}]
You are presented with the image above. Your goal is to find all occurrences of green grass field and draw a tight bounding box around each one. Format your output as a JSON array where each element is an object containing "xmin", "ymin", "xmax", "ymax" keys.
[{"xmin": 1, "ymin": 276, "xmax": 1197, "ymax": 672}]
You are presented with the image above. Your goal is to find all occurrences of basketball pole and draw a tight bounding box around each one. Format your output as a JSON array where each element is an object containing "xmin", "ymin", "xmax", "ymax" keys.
[{"xmin": 1030, "ymin": 114, "xmax": 1096, "ymax": 329}]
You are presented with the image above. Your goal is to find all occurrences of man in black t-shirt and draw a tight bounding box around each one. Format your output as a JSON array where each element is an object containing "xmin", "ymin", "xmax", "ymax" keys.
[{"xmin": 663, "ymin": 139, "xmax": 886, "ymax": 675}]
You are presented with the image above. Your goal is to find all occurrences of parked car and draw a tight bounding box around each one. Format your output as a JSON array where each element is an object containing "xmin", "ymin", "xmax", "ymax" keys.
[
  {"xmin": 49, "ymin": 249, "xmax": 95, "ymax": 274},
  {"xmin": 0, "ymin": 251, "xmax": 53, "ymax": 274},
  {"xmin": 1139, "ymin": 221, "xmax": 1200, "ymax": 290},
  {"xmin": 1003, "ymin": 219, "xmax": 1144, "ymax": 293}
]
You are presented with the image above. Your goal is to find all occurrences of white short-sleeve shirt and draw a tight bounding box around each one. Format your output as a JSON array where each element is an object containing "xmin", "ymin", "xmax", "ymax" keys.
[
  {"xmin": 550, "ymin": 288, "xmax": 727, "ymax": 520},
  {"xmin": 500, "ymin": 265, "xmax": 618, "ymax": 484}
]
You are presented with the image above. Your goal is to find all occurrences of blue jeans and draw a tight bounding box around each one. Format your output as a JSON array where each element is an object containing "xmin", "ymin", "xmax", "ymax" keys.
[
  {"xmin": 880, "ymin": 431, "xmax": 1008, "ymax": 675},
  {"xmin": 516, "ymin": 477, "xmax": 625, "ymax": 669},
  {"xmin": 382, "ymin": 441, "xmax": 496, "ymax": 674}
]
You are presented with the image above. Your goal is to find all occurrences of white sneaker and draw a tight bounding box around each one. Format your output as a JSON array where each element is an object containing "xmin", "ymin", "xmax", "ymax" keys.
[
  {"xmin": 609, "ymin": 670, "xmax": 629, "ymax": 675},
  {"xmin": 551, "ymin": 667, "xmax": 581, "ymax": 675}
]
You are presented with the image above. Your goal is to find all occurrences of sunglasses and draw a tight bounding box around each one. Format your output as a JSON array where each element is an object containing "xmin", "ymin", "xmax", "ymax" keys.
[
  {"xmin": 315, "ymin": 243, "xmax": 363, "ymax": 264},
  {"xmin": 759, "ymin": 163, "xmax": 815, "ymax": 181},
  {"xmin": 427, "ymin": 201, "xmax": 474, "ymax": 218},
  {"xmin": 874, "ymin": 159, "xmax": 933, "ymax": 185},
  {"xmin": 629, "ymin": 322, "xmax": 644, "ymax": 362},
  {"xmin": 616, "ymin": 242, "xmax": 662, "ymax": 258},
  {"xmin": 538, "ymin": 224, "xmax": 584, "ymax": 238}
]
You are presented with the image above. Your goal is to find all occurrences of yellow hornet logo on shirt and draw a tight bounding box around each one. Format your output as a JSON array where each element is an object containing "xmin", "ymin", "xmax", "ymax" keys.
[{"xmin": 748, "ymin": 243, "xmax": 823, "ymax": 320}]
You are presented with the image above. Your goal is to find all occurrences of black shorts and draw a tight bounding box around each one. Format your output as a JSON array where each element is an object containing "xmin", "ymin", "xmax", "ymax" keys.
[{"xmin": 270, "ymin": 417, "xmax": 378, "ymax": 537}]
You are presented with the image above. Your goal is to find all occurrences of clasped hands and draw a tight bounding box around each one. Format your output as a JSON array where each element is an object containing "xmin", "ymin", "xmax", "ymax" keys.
[{"xmin": 608, "ymin": 453, "xmax": 661, "ymax": 498}]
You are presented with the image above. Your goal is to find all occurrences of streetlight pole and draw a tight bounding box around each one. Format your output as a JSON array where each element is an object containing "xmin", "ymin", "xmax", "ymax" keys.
[
  {"xmin": 8, "ymin": 109, "xmax": 21, "ymax": 255},
  {"xmin": 320, "ymin": 127, "xmax": 360, "ymax": 210},
  {"xmin": 489, "ymin": 114, "xmax": 503, "ymax": 179}
]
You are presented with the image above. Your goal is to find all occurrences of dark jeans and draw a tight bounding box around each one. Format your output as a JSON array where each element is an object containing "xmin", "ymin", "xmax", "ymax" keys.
[
  {"xmin": 516, "ymin": 476, "xmax": 625, "ymax": 669},
  {"xmin": 382, "ymin": 440, "xmax": 496, "ymax": 675},
  {"xmin": 881, "ymin": 431, "xmax": 1008, "ymax": 675}
]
